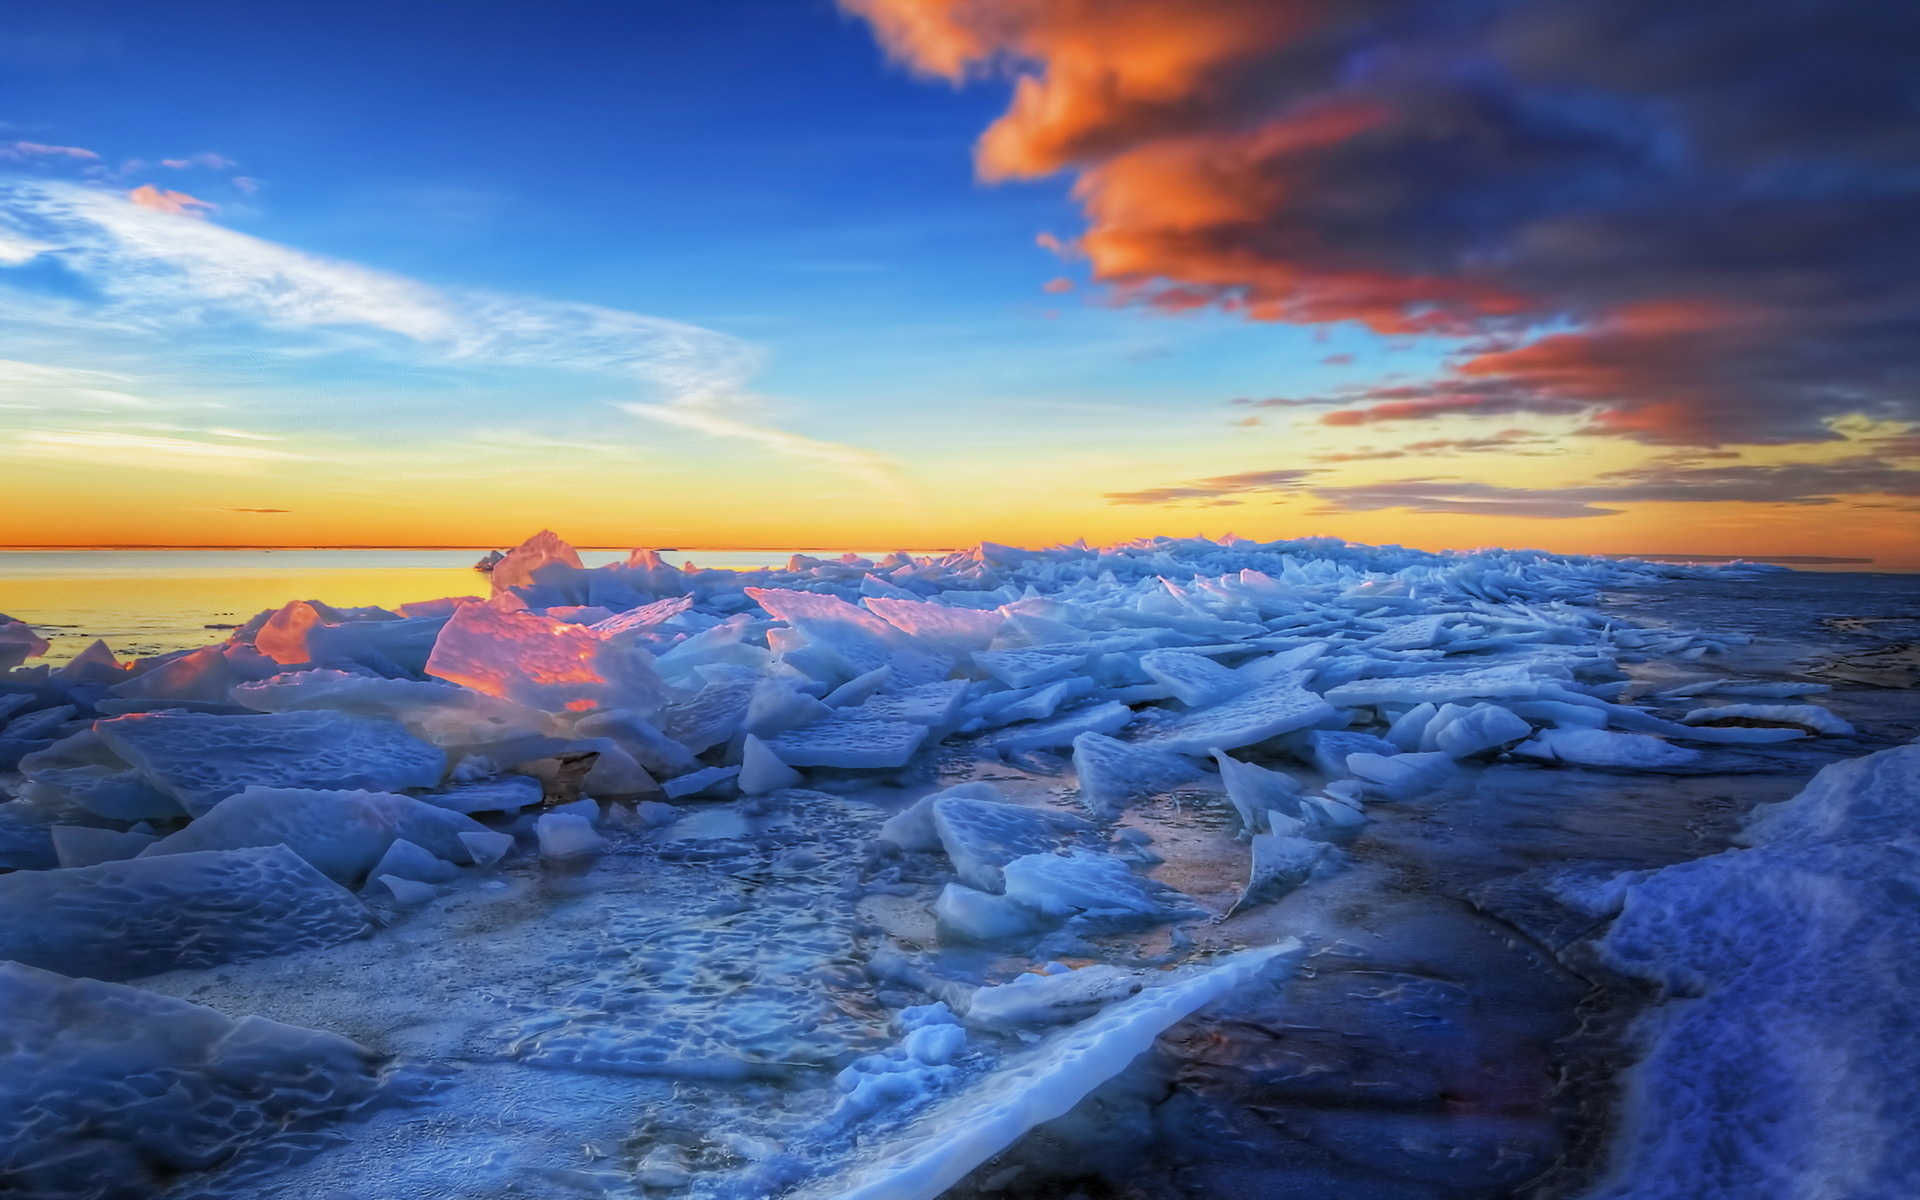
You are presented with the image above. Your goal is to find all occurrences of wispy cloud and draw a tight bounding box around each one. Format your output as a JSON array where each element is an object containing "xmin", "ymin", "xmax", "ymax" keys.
[
  {"xmin": 1106, "ymin": 468, "xmax": 1315, "ymax": 506},
  {"xmin": 0, "ymin": 179, "xmax": 900, "ymax": 490},
  {"xmin": 9, "ymin": 429, "xmax": 296, "ymax": 471},
  {"xmin": 126, "ymin": 184, "xmax": 216, "ymax": 217},
  {"xmin": 1, "ymin": 141, "xmax": 98, "ymax": 162}
]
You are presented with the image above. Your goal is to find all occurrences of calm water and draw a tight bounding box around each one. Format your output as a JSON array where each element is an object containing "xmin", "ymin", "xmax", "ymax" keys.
[{"xmin": 0, "ymin": 548, "xmax": 936, "ymax": 662}]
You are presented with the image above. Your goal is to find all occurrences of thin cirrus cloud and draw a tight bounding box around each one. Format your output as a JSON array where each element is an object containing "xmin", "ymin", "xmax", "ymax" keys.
[
  {"xmin": 1110, "ymin": 456, "xmax": 1920, "ymax": 519},
  {"xmin": 847, "ymin": 0, "xmax": 1920, "ymax": 450},
  {"xmin": 0, "ymin": 178, "xmax": 903, "ymax": 491}
]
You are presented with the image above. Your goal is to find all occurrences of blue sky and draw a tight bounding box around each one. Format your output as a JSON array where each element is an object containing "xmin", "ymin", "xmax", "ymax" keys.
[{"xmin": 1, "ymin": 0, "xmax": 1914, "ymax": 562}]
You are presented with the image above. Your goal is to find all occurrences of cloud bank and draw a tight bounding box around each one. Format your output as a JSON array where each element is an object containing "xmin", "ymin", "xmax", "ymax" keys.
[{"xmin": 848, "ymin": 0, "xmax": 1920, "ymax": 447}]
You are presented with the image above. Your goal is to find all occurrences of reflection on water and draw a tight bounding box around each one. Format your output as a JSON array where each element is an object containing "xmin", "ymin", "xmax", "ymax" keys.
[{"xmin": 0, "ymin": 548, "xmax": 938, "ymax": 661}]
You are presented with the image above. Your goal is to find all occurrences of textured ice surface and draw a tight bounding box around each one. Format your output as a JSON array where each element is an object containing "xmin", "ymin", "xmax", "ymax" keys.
[
  {"xmin": 1139, "ymin": 648, "xmax": 1244, "ymax": 706},
  {"xmin": 0, "ymin": 961, "xmax": 397, "ymax": 1198},
  {"xmin": 1514, "ymin": 727, "xmax": 1701, "ymax": 769},
  {"xmin": 1002, "ymin": 850, "xmax": 1193, "ymax": 921},
  {"xmin": 794, "ymin": 942, "xmax": 1303, "ymax": 1200},
  {"xmin": 1235, "ymin": 833, "xmax": 1331, "ymax": 912},
  {"xmin": 95, "ymin": 710, "xmax": 446, "ymax": 816},
  {"xmin": 0, "ymin": 846, "xmax": 371, "ymax": 979},
  {"xmin": 1680, "ymin": 702, "xmax": 1855, "ymax": 735},
  {"xmin": 931, "ymin": 795, "xmax": 1092, "ymax": 892},
  {"xmin": 417, "ymin": 773, "xmax": 545, "ymax": 814},
  {"xmin": 426, "ymin": 602, "xmax": 668, "ymax": 715},
  {"xmin": 144, "ymin": 787, "xmax": 485, "ymax": 884},
  {"xmin": 763, "ymin": 712, "xmax": 927, "ymax": 768},
  {"xmin": 1133, "ymin": 677, "xmax": 1335, "ymax": 754},
  {"xmin": 236, "ymin": 668, "xmax": 553, "ymax": 746},
  {"xmin": 962, "ymin": 964, "xmax": 1147, "ymax": 1032},
  {"xmin": 1582, "ymin": 745, "xmax": 1920, "ymax": 1199},
  {"xmin": 1072, "ymin": 732, "xmax": 1200, "ymax": 812},
  {"xmin": 974, "ymin": 699, "xmax": 1132, "ymax": 752},
  {"xmin": 50, "ymin": 823, "xmax": 156, "ymax": 868}
]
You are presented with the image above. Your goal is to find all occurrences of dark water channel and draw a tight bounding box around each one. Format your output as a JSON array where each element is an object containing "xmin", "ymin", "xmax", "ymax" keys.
[{"xmin": 950, "ymin": 572, "xmax": 1920, "ymax": 1200}]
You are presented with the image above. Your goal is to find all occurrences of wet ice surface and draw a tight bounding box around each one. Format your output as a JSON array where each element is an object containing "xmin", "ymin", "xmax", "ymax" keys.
[{"xmin": 1, "ymin": 538, "xmax": 1915, "ymax": 1200}]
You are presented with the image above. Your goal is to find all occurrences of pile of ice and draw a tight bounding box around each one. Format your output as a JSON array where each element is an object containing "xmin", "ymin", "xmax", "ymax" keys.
[
  {"xmin": 0, "ymin": 531, "xmax": 1850, "ymax": 1197},
  {"xmin": 1564, "ymin": 742, "xmax": 1920, "ymax": 1198}
]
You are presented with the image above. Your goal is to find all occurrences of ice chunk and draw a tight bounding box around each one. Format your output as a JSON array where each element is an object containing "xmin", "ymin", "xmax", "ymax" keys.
[
  {"xmin": 107, "ymin": 642, "xmax": 283, "ymax": 704},
  {"xmin": 1681, "ymin": 703, "xmax": 1854, "ymax": 736},
  {"xmin": 1433, "ymin": 703, "xmax": 1534, "ymax": 758},
  {"xmin": 19, "ymin": 750, "xmax": 187, "ymax": 820},
  {"xmin": 974, "ymin": 700, "xmax": 1132, "ymax": 752},
  {"xmin": 235, "ymin": 669, "xmax": 553, "ymax": 746},
  {"xmin": 661, "ymin": 676, "xmax": 756, "ymax": 754},
  {"xmin": 534, "ymin": 811, "xmax": 606, "ymax": 860},
  {"xmin": 972, "ymin": 647, "xmax": 1089, "ymax": 689},
  {"xmin": 0, "ymin": 846, "xmax": 371, "ymax": 979},
  {"xmin": 1210, "ymin": 750, "xmax": 1305, "ymax": 834},
  {"xmin": 932, "ymin": 795, "xmax": 1092, "ymax": 892},
  {"xmin": 1385, "ymin": 701, "xmax": 1438, "ymax": 751},
  {"xmin": 1656, "ymin": 678, "xmax": 1831, "ymax": 699},
  {"xmin": 489, "ymin": 528, "xmax": 584, "ymax": 593},
  {"xmin": 143, "ymin": 786, "xmax": 485, "ymax": 883},
  {"xmin": 1132, "ymin": 677, "xmax": 1336, "ymax": 754},
  {"xmin": 763, "ymin": 712, "xmax": 928, "ymax": 769},
  {"xmin": 0, "ymin": 960, "xmax": 392, "ymax": 1194},
  {"xmin": 1292, "ymin": 728, "xmax": 1398, "ymax": 777},
  {"xmin": 661, "ymin": 764, "xmax": 742, "ymax": 798},
  {"xmin": 742, "ymin": 679, "xmax": 835, "ymax": 738},
  {"xmin": 457, "ymin": 829, "xmax": 516, "ymax": 867},
  {"xmin": 417, "ymin": 773, "xmax": 544, "ymax": 814},
  {"xmin": 1071, "ymin": 732, "xmax": 1200, "ymax": 812},
  {"xmin": 1323, "ymin": 665, "xmax": 1546, "ymax": 707},
  {"xmin": 0, "ymin": 617, "xmax": 49, "ymax": 669},
  {"xmin": 865, "ymin": 596, "xmax": 1004, "ymax": 654},
  {"xmin": 740, "ymin": 734, "xmax": 804, "ymax": 794},
  {"xmin": 1138, "ymin": 649, "xmax": 1244, "ymax": 706},
  {"xmin": 794, "ymin": 942, "xmax": 1302, "ymax": 1200},
  {"xmin": 1742, "ymin": 743, "xmax": 1920, "ymax": 847},
  {"xmin": 934, "ymin": 884, "xmax": 1046, "ymax": 943},
  {"xmin": 963, "ymin": 965, "xmax": 1147, "ymax": 1032},
  {"xmin": 1233, "ymin": 833, "xmax": 1331, "ymax": 913},
  {"xmin": 378, "ymin": 874, "xmax": 441, "ymax": 904},
  {"xmin": 1345, "ymin": 750, "xmax": 1460, "ymax": 800},
  {"xmin": 95, "ymin": 710, "xmax": 446, "ymax": 817},
  {"xmin": 364, "ymin": 837, "xmax": 461, "ymax": 886},
  {"xmin": 50, "ymin": 823, "xmax": 157, "ymax": 868},
  {"xmin": 1001, "ymin": 850, "xmax": 1189, "ymax": 921},
  {"xmin": 1581, "ymin": 752, "xmax": 1920, "ymax": 1200},
  {"xmin": 878, "ymin": 782, "xmax": 1006, "ymax": 853},
  {"xmin": 825, "ymin": 665, "xmax": 893, "ymax": 708},
  {"xmin": 1513, "ymin": 727, "xmax": 1701, "ymax": 769},
  {"xmin": 861, "ymin": 680, "xmax": 969, "ymax": 727},
  {"xmin": 425, "ymin": 602, "xmax": 669, "ymax": 715}
]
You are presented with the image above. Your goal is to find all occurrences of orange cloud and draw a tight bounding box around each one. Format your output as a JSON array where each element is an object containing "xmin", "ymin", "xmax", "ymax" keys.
[
  {"xmin": 127, "ymin": 185, "xmax": 217, "ymax": 217},
  {"xmin": 3, "ymin": 141, "xmax": 99, "ymax": 161},
  {"xmin": 1042, "ymin": 276, "xmax": 1074, "ymax": 293}
]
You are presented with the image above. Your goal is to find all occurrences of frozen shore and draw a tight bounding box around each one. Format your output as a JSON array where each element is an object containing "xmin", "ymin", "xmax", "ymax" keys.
[{"xmin": 1, "ymin": 533, "xmax": 1914, "ymax": 1200}]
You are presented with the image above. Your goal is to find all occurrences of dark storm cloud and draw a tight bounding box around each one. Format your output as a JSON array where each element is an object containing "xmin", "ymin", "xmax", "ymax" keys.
[{"xmin": 853, "ymin": 0, "xmax": 1920, "ymax": 447}]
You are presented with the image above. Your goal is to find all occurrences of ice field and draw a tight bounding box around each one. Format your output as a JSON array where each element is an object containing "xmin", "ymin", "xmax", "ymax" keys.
[{"xmin": 1, "ymin": 531, "xmax": 1915, "ymax": 1200}]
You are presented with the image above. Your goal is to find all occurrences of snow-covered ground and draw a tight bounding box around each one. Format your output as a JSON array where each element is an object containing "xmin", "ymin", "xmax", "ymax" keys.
[{"xmin": 1, "ymin": 532, "xmax": 1912, "ymax": 1199}]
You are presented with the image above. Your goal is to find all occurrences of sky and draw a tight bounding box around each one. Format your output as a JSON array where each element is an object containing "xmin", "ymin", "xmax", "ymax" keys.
[{"xmin": 0, "ymin": 0, "xmax": 1916, "ymax": 566}]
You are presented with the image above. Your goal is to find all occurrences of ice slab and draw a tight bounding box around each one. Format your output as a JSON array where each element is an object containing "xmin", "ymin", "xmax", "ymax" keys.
[
  {"xmin": 1582, "ymin": 748, "xmax": 1920, "ymax": 1199},
  {"xmin": 426, "ymin": 602, "xmax": 669, "ymax": 715},
  {"xmin": 1071, "ymin": 732, "xmax": 1200, "ymax": 812},
  {"xmin": 1433, "ymin": 703, "xmax": 1535, "ymax": 758},
  {"xmin": 534, "ymin": 812, "xmax": 606, "ymax": 860},
  {"xmin": 143, "ymin": 786, "xmax": 486, "ymax": 884},
  {"xmin": 661, "ymin": 764, "xmax": 741, "ymax": 799},
  {"xmin": 235, "ymin": 669, "xmax": 553, "ymax": 747},
  {"xmin": 973, "ymin": 647, "xmax": 1089, "ymax": 689},
  {"xmin": 794, "ymin": 942, "xmax": 1302, "ymax": 1200},
  {"xmin": 962, "ymin": 964, "xmax": 1147, "ymax": 1032},
  {"xmin": 1323, "ymin": 665, "xmax": 1547, "ymax": 708},
  {"xmin": 1132, "ymin": 677, "xmax": 1335, "ymax": 755},
  {"xmin": 1345, "ymin": 750, "xmax": 1461, "ymax": 800},
  {"xmin": 417, "ymin": 773, "xmax": 545, "ymax": 814},
  {"xmin": 1234, "ymin": 833, "xmax": 1331, "ymax": 913},
  {"xmin": 0, "ymin": 846, "xmax": 372, "ymax": 979},
  {"xmin": 1681, "ymin": 702, "xmax": 1854, "ymax": 736},
  {"xmin": 1001, "ymin": 850, "xmax": 1191, "ymax": 921},
  {"xmin": 740, "ymin": 734, "xmax": 804, "ymax": 794},
  {"xmin": 1139, "ymin": 648, "xmax": 1244, "ymax": 706},
  {"xmin": 0, "ymin": 960, "xmax": 394, "ymax": 1195},
  {"xmin": 934, "ymin": 883, "xmax": 1046, "ymax": 943},
  {"xmin": 50, "ymin": 823, "xmax": 157, "ymax": 868},
  {"xmin": 95, "ymin": 710, "xmax": 446, "ymax": 817},
  {"xmin": 1513, "ymin": 727, "xmax": 1701, "ymax": 769},
  {"xmin": 974, "ymin": 700, "xmax": 1132, "ymax": 753},
  {"xmin": 1212, "ymin": 750, "xmax": 1306, "ymax": 834},
  {"xmin": 932, "ymin": 795, "xmax": 1092, "ymax": 892},
  {"xmin": 860, "ymin": 680, "xmax": 969, "ymax": 727},
  {"xmin": 763, "ymin": 712, "xmax": 928, "ymax": 769}
]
